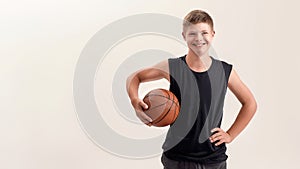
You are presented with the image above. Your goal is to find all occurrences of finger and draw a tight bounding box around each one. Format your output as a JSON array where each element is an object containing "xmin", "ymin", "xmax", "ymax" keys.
[
  {"xmin": 138, "ymin": 114, "xmax": 149, "ymax": 123},
  {"xmin": 214, "ymin": 135, "xmax": 224, "ymax": 142},
  {"xmin": 210, "ymin": 132, "xmax": 223, "ymax": 140},
  {"xmin": 210, "ymin": 128, "xmax": 224, "ymax": 141},
  {"xmin": 210, "ymin": 135, "xmax": 223, "ymax": 143},
  {"xmin": 211, "ymin": 128, "xmax": 222, "ymax": 133},
  {"xmin": 141, "ymin": 113, "xmax": 152, "ymax": 123},
  {"xmin": 139, "ymin": 116, "xmax": 152, "ymax": 125},
  {"xmin": 215, "ymin": 139, "xmax": 225, "ymax": 146},
  {"xmin": 139, "ymin": 101, "xmax": 149, "ymax": 110},
  {"xmin": 145, "ymin": 122, "xmax": 152, "ymax": 127},
  {"xmin": 137, "ymin": 111, "xmax": 153, "ymax": 123},
  {"xmin": 136, "ymin": 113, "xmax": 146, "ymax": 123}
]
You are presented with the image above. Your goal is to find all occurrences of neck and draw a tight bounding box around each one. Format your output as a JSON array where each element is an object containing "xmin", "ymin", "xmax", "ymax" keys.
[{"xmin": 186, "ymin": 50, "xmax": 212, "ymax": 72}]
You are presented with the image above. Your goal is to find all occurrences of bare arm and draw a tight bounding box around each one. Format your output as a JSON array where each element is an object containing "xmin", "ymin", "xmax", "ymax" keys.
[
  {"xmin": 226, "ymin": 69, "xmax": 257, "ymax": 140},
  {"xmin": 210, "ymin": 69, "xmax": 257, "ymax": 145},
  {"xmin": 126, "ymin": 60, "xmax": 169, "ymax": 125}
]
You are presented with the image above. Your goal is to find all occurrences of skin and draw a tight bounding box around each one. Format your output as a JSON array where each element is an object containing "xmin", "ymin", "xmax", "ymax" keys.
[{"xmin": 126, "ymin": 22, "xmax": 257, "ymax": 146}]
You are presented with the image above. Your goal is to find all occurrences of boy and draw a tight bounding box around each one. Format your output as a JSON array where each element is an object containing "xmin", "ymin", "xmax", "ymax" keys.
[{"xmin": 126, "ymin": 10, "xmax": 257, "ymax": 169}]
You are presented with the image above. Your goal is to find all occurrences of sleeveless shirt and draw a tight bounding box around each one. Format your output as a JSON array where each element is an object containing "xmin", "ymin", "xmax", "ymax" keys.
[{"xmin": 162, "ymin": 55, "xmax": 232, "ymax": 164}]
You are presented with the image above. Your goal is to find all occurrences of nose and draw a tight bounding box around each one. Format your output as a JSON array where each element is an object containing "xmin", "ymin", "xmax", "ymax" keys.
[{"xmin": 195, "ymin": 32, "xmax": 204, "ymax": 41}]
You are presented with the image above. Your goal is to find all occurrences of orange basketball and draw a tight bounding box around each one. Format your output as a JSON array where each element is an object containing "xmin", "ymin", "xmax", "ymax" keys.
[{"xmin": 143, "ymin": 88, "xmax": 180, "ymax": 127}]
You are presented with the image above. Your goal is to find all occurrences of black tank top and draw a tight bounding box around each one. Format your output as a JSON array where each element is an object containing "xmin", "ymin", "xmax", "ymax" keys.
[{"xmin": 163, "ymin": 55, "xmax": 232, "ymax": 164}]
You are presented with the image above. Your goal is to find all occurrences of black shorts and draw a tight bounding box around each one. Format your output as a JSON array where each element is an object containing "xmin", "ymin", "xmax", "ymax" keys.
[{"xmin": 161, "ymin": 154, "xmax": 227, "ymax": 169}]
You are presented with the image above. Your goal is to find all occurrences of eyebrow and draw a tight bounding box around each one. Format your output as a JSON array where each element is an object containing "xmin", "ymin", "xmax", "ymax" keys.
[{"xmin": 188, "ymin": 30, "xmax": 209, "ymax": 32}]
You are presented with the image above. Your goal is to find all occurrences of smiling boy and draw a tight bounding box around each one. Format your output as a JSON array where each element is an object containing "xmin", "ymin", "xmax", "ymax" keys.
[{"xmin": 126, "ymin": 9, "xmax": 257, "ymax": 169}]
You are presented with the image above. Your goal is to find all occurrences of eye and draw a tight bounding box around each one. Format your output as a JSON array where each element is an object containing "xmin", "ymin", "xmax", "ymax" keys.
[
  {"xmin": 202, "ymin": 32, "xmax": 208, "ymax": 35},
  {"xmin": 189, "ymin": 32, "xmax": 197, "ymax": 35}
]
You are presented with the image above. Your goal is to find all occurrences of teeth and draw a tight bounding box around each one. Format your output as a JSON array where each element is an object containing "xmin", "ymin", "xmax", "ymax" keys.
[{"xmin": 192, "ymin": 43, "xmax": 206, "ymax": 46}]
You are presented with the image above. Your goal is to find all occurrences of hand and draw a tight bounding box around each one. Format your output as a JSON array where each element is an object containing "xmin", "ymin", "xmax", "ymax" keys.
[
  {"xmin": 209, "ymin": 128, "xmax": 233, "ymax": 146},
  {"xmin": 131, "ymin": 98, "xmax": 153, "ymax": 126}
]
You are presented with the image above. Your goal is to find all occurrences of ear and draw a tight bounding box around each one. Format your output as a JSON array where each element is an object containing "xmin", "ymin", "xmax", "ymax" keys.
[
  {"xmin": 212, "ymin": 30, "xmax": 215, "ymax": 37},
  {"xmin": 182, "ymin": 32, "xmax": 186, "ymax": 41}
]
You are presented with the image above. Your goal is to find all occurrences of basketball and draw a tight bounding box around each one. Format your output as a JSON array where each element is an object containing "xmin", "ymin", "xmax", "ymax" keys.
[{"xmin": 143, "ymin": 88, "xmax": 180, "ymax": 127}]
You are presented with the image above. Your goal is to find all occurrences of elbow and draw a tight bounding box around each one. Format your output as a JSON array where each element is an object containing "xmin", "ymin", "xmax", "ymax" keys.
[
  {"xmin": 126, "ymin": 73, "xmax": 140, "ymax": 90},
  {"xmin": 252, "ymin": 99, "xmax": 258, "ymax": 114},
  {"xmin": 126, "ymin": 74, "xmax": 134, "ymax": 93},
  {"xmin": 126, "ymin": 75, "xmax": 132, "ymax": 87},
  {"xmin": 242, "ymin": 97, "xmax": 258, "ymax": 115}
]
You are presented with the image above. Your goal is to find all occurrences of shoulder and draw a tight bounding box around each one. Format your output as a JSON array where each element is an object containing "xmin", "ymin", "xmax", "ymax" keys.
[
  {"xmin": 168, "ymin": 56, "xmax": 185, "ymax": 63},
  {"xmin": 221, "ymin": 60, "xmax": 232, "ymax": 67},
  {"xmin": 211, "ymin": 57, "xmax": 233, "ymax": 68},
  {"xmin": 152, "ymin": 59, "xmax": 169, "ymax": 75},
  {"xmin": 213, "ymin": 57, "xmax": 233, "ymax": 81},
  {"xmin": 154, "ymin": 55, "xmax": 184, "ymax": 71},
  {"xmin": 219, "ymin": 59, "xmax": 233, "ymax": 71},
  {"xmin": 228, "ymin": 68, "xmax": 256, "ymax": 105},
  {"xmin": 168, "ymin": 56, "xmax": 186, "ymax": 67},
  {"xmin": 221, "ymin": 60, "xmax": 233, "ymax": 78}
]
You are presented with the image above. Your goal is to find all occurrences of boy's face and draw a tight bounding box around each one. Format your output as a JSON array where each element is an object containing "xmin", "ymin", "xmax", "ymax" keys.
[{"xmin": 182, "ymin": 22, "xmax": 215, "ymax": 57}]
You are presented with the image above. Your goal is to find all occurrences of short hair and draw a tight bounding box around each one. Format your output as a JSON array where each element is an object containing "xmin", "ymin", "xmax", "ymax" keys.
[{"xmin": 183, "ymin": 10, "xmax": 214, "ymax": 32}]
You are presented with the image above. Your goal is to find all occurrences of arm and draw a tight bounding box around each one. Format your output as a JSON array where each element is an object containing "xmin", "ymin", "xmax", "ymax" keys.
[
  {"xmin": 210, "ymin": 69, "xmax": 257, "ymax": 145},
  {"xmin": 226, "ymin": 69, "xmax": 258, "ymax": 140},
  {"xmin": 126, "ymin": 60, "xmax": 169, "ymax": 125}
]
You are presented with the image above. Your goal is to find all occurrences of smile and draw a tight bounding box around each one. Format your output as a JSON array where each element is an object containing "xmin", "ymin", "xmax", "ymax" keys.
[{"xmin": 192, "ymin": 43, "xmax": 206, "ymax": 47}]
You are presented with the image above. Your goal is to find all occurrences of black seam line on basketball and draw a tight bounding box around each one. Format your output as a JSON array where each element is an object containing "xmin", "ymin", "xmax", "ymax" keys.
[
  {"xmin": 170, "ymin": 92, "xmax": 177, "ymax": 122},
  {"xmin": 152, "ymin": 103, "xmax": 168, "ymax": 123},
  {"xmin": 153, "ymin": 92, "xmax": 174, "ymax": 124},
  {"xmin": 169, "ymin": 91, "xmax": 179, "ymax": 107},
  {"xmin": 147, "ymin": 101, "xmax": 169, "ymax": 111},
  {"xmin": 170, "ymin": 91, "xmax": 177, "ymax": 122},
  {"xmin": 143, "ymin": 93, "xmax": 169, "ymax": 110},
  {"xmin": 169, "ymin": 91, "xmax": 179, "ymax": 123},
  {"xmin": 153, "ymin": 99, "xmax": 174, "ymax": 124},
  {"xmin": 152, "ymin": 90, "xmax": 171, "ymax": 123},
  {"xmin": 169, "ymin": 92, "xmax": 176, "ymax": 123},
  {"xmin": 144, "ymin": 94, "xmax": 170, "ymax": 100}
]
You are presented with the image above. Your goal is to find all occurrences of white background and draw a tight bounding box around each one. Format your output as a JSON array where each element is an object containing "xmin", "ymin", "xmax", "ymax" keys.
[{"xmin": 1, "ymin": 0, "xmax": 300, "ymax": 169}]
